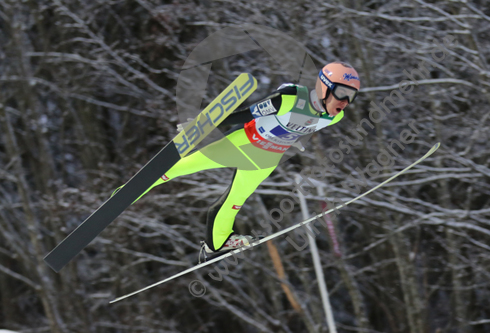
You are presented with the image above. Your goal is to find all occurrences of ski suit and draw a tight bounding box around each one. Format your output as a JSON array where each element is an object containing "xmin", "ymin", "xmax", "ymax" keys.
[{"xmin": 141, "ymin": 84, "xmax": 344, "ymax": 251}]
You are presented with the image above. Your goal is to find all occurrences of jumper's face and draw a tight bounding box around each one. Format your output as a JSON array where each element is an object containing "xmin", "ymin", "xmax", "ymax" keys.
[
  {"xmin": 315, "ymin": 77, "xmax": 351, "ymax": 116},
  {"xmin": 324, "ymin": 92, "xmax": 349, "ymax": 117}
]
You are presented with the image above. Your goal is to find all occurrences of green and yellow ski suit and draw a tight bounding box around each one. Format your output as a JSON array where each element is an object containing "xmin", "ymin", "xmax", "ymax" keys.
[{"xmin": 139, "ymin": 84, "xmax": 343, "ymax": 251}]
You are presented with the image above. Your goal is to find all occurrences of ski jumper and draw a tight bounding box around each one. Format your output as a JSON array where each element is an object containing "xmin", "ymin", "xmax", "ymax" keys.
[{"xmin": 139, "ymin": 84, "xmax": 344, "ymax": 251}]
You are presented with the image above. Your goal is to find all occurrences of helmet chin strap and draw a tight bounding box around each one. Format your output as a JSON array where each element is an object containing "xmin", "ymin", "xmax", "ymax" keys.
[
  {"xmin": 321, "ymin": 99, "xmax": 328, "ymax": 113},
  {"xmin": 321, "ymin": 88, "xmax": 331, "ymax": 113}
]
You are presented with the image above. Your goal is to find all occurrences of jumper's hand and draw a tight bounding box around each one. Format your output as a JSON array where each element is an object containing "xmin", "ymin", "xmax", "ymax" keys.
[
  {"xmin": 291, "ymin": 141, "xmax": 305, "ymax": 152},
  {"xmin": 176, "ymin": 118, "xmax": 193, "ymax": 132}
]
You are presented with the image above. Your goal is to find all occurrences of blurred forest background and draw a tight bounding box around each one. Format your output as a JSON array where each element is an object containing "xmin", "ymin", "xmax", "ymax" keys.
[{"xmin": 1, "ymin": 0, "xmax": 490, "ymax": 332}]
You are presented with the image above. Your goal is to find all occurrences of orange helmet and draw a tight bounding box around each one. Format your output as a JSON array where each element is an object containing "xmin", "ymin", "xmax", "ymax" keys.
[{"xmin": 318, "ymin": 62, "xmax": 360, "ymax": 104}]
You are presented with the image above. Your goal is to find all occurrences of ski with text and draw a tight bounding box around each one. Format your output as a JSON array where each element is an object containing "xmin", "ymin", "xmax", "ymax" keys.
[
  {"xmin": 44, "ymin": 73, "xmax": 258, "ymax": 273},
  {"xmin": 110, "ymin": 142, "xmax": 440, "ymax": 303}
]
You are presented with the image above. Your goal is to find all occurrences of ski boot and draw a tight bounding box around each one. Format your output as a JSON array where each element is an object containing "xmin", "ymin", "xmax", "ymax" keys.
[{"xmin": 199, "ymin": 234, "xmax": 257, "ymax": 263}]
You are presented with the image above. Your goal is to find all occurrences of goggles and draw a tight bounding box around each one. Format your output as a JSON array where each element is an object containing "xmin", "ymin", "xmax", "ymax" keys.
[{"xmin": 319, "ymin": 71, "xmax": 358, "ymax": 104}]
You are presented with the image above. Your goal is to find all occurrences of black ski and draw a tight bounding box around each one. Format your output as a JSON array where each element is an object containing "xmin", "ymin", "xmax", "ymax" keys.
[{"xmin": 44, "ymin": 73, "xmax": 257, "ymax": 272}]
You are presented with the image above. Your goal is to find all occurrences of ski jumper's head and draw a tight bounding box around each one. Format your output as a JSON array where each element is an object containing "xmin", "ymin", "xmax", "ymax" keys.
[{"xmin": 316, "ymin": 62, "xmax": 360, "ymax": 117}]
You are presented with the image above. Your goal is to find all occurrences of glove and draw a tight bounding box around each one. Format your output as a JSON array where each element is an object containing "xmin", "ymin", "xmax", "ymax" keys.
[
  {"xmin": 291, "ymin": 141, "xmax": 305, "ymax": 152},
  {"xmin": 176, "ymin": 118, "xmax": 193, "ymax": 132}
]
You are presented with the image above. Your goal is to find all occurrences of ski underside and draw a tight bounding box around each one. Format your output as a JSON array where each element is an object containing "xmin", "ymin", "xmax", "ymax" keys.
[{"xmin": 110, "ymin": 142, "xmax": 441, "ymax": 304}]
